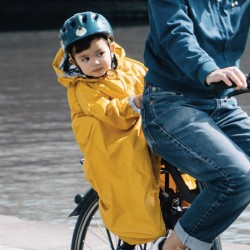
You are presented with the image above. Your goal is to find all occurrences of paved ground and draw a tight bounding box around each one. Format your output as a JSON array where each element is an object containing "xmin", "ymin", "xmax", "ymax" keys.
[
  {"xmin": 0, "ymin": 215, "xmax": 72, "ymax": 250},
  {"xmin": 0, "ymin": 214, "xmax": 250, "ymax": 250}
]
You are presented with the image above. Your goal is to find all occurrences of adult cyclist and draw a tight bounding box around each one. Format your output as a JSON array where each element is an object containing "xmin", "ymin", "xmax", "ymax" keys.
[{"xmin": 142, "ymin": 1, "xmax": 250, "ymax": 250}]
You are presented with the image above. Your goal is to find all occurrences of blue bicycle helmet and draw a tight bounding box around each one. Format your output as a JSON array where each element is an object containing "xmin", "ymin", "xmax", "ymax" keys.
[{"xmin": 60, "ymin": 11, "xmax": 113, "ymax": 51}]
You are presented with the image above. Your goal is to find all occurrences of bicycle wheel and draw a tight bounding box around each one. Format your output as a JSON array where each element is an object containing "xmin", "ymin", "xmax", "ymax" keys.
[
  {"xmin": 71, "ymin": 188, "xmax": 150, "ymax": 250},
  {"xmin": 71, "ymin": 188, "xmax": 222, "ymax": 250}
]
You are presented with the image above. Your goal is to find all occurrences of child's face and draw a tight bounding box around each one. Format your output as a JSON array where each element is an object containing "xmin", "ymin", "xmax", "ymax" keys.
[{"xmin": 72, "ymin": 38, "xmax": 114, "ymax": 78}]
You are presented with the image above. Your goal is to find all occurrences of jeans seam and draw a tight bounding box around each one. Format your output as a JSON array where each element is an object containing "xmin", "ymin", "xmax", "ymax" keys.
[
  {"xmin": 190, "ymin": 192, "xmax": 228, "ymax": 234},
  {"xmin": 152, "ymin": 120, "xmax": 233, "ymax": 233},
  {"xmin": 144, "ymin": 125, "xmax": 157, "ymax": 153}
]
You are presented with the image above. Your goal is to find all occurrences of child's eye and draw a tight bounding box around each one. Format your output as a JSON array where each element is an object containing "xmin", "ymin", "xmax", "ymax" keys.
[
  {"xmin": 82, "ymin": 57, "xmax": 89, "ymax": 62},
  {"xmin": 97, "ymin": 51, "xmax": 105, "ymax": 57}
]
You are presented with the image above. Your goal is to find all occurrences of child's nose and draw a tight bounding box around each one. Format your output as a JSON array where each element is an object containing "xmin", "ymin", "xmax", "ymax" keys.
[{"xmin": 93, "ymin": 59, "xmax": 100, "ymax": 65}]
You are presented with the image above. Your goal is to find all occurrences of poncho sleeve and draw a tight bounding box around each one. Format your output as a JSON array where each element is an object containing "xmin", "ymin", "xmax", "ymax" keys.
[{"xmin": 75, "ymin": 83, "xmax": 140, "ymax": 130}]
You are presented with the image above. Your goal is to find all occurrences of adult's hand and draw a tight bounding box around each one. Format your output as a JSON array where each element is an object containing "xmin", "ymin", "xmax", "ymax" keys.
[{"xmin": 206, "ymin": 67, "xmax": 247, "ymax": 89}]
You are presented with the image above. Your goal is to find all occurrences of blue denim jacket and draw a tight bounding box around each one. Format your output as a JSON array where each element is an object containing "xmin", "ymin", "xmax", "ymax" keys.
[{"xmin": 144, "ymin": 0, "xmax": 250, "ymax": 97}]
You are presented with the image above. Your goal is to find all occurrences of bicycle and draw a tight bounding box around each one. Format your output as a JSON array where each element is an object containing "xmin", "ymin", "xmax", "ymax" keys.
[{"xmin": 69, "ymin": 74, "xmax": 250, "ymax": 250}]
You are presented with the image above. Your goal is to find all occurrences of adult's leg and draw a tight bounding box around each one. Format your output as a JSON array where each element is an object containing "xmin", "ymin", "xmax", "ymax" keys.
[
  {"xmin": 213, "ymin": 97, "xmax": 250, "ymax": 157},
  {"xmin": 142, "ymin": 88, "xmax": 250, "ymax": 250}
]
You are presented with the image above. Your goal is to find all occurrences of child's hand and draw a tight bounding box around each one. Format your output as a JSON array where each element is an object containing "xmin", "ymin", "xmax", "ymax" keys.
[{"xmin": 133, "ymin": 94, "xmax": 143, "ymax": 109}]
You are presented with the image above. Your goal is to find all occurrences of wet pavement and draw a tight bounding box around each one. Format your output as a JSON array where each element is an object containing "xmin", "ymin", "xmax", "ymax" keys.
[{"xmin": 0, "ymin": 26, "xmax": 250, "ymax": 246}]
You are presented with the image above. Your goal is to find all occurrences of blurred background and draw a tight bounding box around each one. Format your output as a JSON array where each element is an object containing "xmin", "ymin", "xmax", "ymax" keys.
[
  {"xmin": 0, "ymin": 0, "xmax": 148, "ymax": 31},
  {"xmin": 0, "ymin": 0, "xmax": 249, "ymax": 246}
]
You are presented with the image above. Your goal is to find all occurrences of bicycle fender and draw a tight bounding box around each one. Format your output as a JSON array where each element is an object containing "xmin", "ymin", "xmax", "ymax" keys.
[{"xmin": 69, "ymin": 188, "xmax": 98, "ymax": 217}]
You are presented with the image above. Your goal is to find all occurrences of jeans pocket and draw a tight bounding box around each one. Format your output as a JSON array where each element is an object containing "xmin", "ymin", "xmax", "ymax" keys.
[{"xmin": 146, "ymin": 86, "xmax": 183, "ymax": 104}]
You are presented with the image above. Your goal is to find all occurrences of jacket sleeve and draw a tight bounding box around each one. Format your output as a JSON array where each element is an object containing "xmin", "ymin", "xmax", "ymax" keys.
[
  {"xmin": 75, "ymin": 83, "xmax": 140, "ymax": 130},
  {"xmin": 148, "ymin": 0, "xmax": 219, "ymax": 83}
]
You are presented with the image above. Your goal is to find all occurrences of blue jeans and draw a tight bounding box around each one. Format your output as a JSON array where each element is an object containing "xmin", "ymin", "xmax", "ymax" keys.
[{"xmin": 142, "ymin": 85, "xmax": 250, "ymax": 250}]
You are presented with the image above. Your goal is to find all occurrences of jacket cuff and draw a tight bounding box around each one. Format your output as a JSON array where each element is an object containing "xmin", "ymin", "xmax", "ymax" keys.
[
  {"xmin": 197, "ymin": 61, "xmax": 219, "ymax": 86},
  {"xmin": 128, "ymin": 95, "xmax": 141, "ymax": 114}
]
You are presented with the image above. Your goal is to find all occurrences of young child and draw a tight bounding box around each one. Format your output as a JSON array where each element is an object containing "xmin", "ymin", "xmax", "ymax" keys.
[{"xmin": 52, "ymin": 12, "xmax": 166, "ymax": 247}]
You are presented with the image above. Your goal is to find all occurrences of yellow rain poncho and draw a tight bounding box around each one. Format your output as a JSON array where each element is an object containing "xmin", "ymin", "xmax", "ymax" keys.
[{"xmin": 52, "ymin": 44, "xmax": 166, "ymax": 244}]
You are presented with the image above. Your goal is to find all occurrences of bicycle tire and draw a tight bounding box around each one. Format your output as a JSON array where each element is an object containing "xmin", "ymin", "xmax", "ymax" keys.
[{"xmin": 71, "ymin": 188, "xmax": 149, "ymax": 250}]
